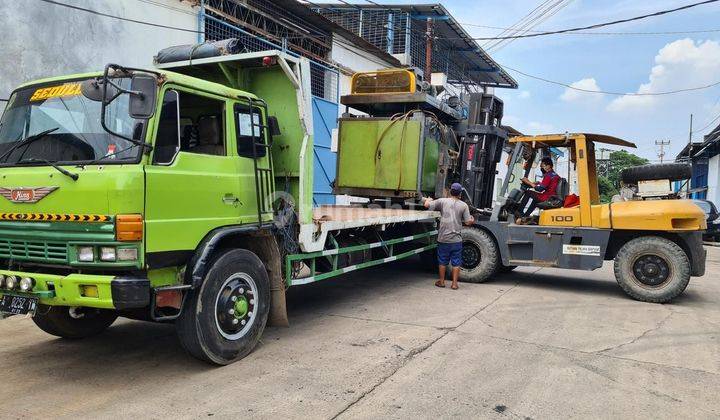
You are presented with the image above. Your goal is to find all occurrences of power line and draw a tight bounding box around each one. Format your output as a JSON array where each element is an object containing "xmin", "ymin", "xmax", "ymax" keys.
[
  {"xmin": 500, "ymin": 62, "xmax": 720, "ymax": 96},
  {"xmin": 134, "ymin": 0, "xmax": 199, "ymax": 17},
  {"xmin": 691, "ymin": 112, "xmax": 720, "ymax": 134},
  {"xmin": 439, "ymin": 0, "xmax": 720, "ymax": 41},
  {"xmin": 488, "ymin": 0, "xmax": 574, "ymax": 52},
  {"xmin": 460, "ymin": 22, "xmax": 720, "ymax": 36},
  {"xmin": 35, "ymin": 0, "xmax": 202, "ymax": 33},
  {"xmin": 483, "ymin": 0, "xmax": 555, "ymax": 50}
]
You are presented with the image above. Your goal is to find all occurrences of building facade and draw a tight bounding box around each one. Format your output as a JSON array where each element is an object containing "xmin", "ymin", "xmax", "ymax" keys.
[
  {"xmin": 676, "ymin": 131, "xmax": 720, "ymax": 205},
  {"xmin": 0, "ymin": 0, "xmax": 199, "ymax": 113}
]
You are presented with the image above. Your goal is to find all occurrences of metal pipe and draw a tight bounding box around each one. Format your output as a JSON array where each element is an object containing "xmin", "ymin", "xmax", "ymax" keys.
[{"xmin": 425, "ymin": 18, "xmax": 433, "ymax": 83}]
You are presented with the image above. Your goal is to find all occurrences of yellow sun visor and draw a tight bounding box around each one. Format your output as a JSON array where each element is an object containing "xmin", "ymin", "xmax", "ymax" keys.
[{"xmin": 29, "ymin": 83, "xmax": 83, "ymax": 102}]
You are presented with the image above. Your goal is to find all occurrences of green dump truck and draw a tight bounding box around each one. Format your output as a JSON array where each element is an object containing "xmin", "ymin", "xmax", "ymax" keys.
[{"xmin": 0, "ymin": 50, "xmax": 439, "ymax": 364}]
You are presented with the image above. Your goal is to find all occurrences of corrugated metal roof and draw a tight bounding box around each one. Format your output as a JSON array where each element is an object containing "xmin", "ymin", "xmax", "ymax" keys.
[
  {"xmin": 315, "ymin": 2, "xmax": 517, "ymax": 89},
  {"xmin": 277, "ymin": 0, "xmax": 401, "ymax": 66}
]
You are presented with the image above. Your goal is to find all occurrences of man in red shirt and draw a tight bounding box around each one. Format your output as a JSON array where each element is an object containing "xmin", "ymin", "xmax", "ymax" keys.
[{"xmin": 520, "ymin": 157, "xmax": 560, "ymax": 217}]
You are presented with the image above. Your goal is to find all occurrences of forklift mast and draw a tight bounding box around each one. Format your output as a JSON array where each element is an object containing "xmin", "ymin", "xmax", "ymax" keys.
[{"xmin": 458, "ymin": 93, "xmax": 508, "ymax": 210}]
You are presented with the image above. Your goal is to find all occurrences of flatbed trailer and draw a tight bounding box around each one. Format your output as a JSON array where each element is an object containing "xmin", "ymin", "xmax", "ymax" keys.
[{"xmin": 287, "ymin": 206, "xmax": 438, "ymax": 286}]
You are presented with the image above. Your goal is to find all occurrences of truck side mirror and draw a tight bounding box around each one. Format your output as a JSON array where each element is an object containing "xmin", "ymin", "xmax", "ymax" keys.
[
  {"xmin": 129, "ymin": 75, "xmax": 157, "ymax": 119},
  {"xmin": 268, "ymin": 116, "xmax": 281, "ymax": 137},
  {"xmin": 80, "ymin": 79, "xmax": 118, "ymax": 102}
]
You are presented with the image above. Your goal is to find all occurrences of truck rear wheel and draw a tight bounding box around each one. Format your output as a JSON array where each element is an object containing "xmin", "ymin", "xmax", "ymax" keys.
[
  {"xmin": 459, "ymin": 227, "xmax": 499, "ymax": 283},
  {"xmin": 176, "ymin": 249, "xmax": 270, "ymax": 365},
  {"xmin": 614, "ymin": 236, "xmax": 691, "ymax": 303},
  {"xmin": 33, "ymin": 306, "xmax": 117, "ymax": 339}
]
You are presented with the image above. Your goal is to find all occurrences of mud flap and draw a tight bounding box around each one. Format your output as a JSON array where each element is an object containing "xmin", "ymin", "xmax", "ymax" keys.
[
  {"xmin": 269, "ymin": 287, "xmax": 289, "ymax": 327},
  {"xmin": 252, "ymin": 232, "xmax": 289, "ymax": 327}
]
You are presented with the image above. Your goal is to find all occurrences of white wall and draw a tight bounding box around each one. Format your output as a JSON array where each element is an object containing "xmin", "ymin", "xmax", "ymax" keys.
[
  {"xmin": 331, "ymin": 36, "xmax": 395, "ymax": 113},
  {"xmin": 0, "ymin": 0, "xmax": 198, "ymax": 113},
  {"xmin": 708, "ymin": 154, "xmax": 720, "ymax": 205}
]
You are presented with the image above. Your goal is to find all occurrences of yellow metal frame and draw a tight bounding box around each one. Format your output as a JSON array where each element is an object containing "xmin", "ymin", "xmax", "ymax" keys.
[
  {"xmin": 509, "ymin": 133, "xmax": 705, "ymax": 231},
  {"xmin": 350, "ymin": 69, "xmax": 417, "ymax": 95}
]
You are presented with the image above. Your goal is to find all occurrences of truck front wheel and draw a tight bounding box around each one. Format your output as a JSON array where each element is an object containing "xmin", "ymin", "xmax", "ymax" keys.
[
  {"xmin": 459, "ymin": 227, "xmax": 499, "ymax": 283},
  {"xmin": 176, "ymin": 249, "xmax": 270, "ymax": 365},
  {"xmin": 614, "ymin": 236, "xmax": 691, "ymax": 303},
  {"xmin": 33, "ymin": 306, "xmax": 117, "ymax": 339}
]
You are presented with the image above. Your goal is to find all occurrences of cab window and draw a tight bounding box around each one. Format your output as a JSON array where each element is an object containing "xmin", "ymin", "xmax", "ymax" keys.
[
  {"xmin": 178, "ymin": 92, "xmax": 225, "ymax": 156},
  {"xmin": 235, "ymin": 104, "xmax": 266, "ymax": 158}
]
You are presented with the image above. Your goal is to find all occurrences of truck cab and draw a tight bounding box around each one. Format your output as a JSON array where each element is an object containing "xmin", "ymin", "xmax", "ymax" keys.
[{"xmin": 0, "ymin": 54, "xmax": 282, "ymax": 329}]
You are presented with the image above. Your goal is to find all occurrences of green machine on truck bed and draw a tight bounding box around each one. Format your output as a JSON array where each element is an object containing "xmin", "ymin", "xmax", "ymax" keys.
[{"xmin": 0, "ymin": 50, "xmax": 439, "ymax": 364}]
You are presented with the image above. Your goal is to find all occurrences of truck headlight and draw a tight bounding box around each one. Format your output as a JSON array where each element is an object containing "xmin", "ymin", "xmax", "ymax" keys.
[
  {"xmin": 117, "ymin": 248, "xmax": 138, "ymax": 261},
  {"xmin": 5, "ymin": 275, "xmax": 18, "ymax": 290},
  {"xmin": 78, "ymin": 246, "xmax": 95, "ymax": 262},
  {"xmin": 19, "ymin": 277, "xmax": 35, "ymax": 292},
  {"xmin": 100, "ymin": 247, "xmax": 117, "ymax": 262},
  {"xmin": 0, "ymin": 274, "xmax": 5, "ymax": 289}
]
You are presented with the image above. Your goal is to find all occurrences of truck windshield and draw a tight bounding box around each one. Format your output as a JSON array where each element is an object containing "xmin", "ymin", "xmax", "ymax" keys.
[{"xmin": 0, "ymin": 78, "xmax": 145, "ymax": 165}]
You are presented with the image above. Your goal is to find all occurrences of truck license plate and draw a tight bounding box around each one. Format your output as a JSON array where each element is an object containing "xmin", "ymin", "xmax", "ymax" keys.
[{"xmin": 0, "ymin": 294, "xmax": 38, "ymax": 316}]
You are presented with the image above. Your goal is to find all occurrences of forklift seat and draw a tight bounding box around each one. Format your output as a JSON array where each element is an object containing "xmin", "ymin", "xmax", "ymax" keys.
[{"xmin": 536, "ymin": 177, "xmax": 569, "ymax": 210}]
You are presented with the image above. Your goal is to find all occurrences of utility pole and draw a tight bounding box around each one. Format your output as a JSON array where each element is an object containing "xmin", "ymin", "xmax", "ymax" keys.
[
  {"xmin": 655, "ymin": 140, "xmax": 670, "ymax": 163},
  {"xmin": 688, "ymin": 114, "xmax": 693, "ymax": 197},
  {"xmin": 425, "ymin": 17, "xmax": 433, "ymax": 85}
]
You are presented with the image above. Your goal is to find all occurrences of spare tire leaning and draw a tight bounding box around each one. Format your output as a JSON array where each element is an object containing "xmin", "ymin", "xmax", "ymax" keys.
[{"xmin": 621, "ymin": 163, "xmax": 692, "ymax": 184}]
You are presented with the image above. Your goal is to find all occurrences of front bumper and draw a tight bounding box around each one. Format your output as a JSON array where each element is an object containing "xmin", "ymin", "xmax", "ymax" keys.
[{"xmin": 0, "ymin": 270, "xmax": 149, "ymax": 310}]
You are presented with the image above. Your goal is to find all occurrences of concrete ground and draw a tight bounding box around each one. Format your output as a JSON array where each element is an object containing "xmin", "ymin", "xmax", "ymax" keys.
[{"xmin": 1, "ymin": 248, "xmax": 719, "ymax": 419}]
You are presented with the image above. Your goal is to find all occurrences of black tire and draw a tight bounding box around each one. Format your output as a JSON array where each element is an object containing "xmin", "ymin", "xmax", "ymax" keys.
[
  {"xmin": 614, "ymin": 236, "xmax": 691, "ymax": 303},
  {"xmin": 32, "ymin": 306, "xmax": 117, "ymax": 339},
  {"xmin": 621, "ymin": 163, "xmax": 691, "ymax": 184},
  {"xmin": 176, "ymin": 249, "xmax": 270, "ymax": 365},
  {"xmin": 459, "ymin": 227, "xmax": 499, "ymax": 283}
]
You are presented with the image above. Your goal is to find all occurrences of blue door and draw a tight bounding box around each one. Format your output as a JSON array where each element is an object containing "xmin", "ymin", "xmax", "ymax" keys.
[{"xmin": 312, "ymin": 97, "xmax": 339, "ymax": 205}]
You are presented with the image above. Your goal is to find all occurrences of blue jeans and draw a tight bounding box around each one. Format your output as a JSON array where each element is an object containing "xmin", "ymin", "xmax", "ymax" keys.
[{"xmin": 437, "ymin": 242, "xmax": 462, "ymax": 266}]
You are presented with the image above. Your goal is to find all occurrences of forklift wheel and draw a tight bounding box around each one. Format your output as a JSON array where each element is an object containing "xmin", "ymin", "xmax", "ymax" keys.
[
  {"xmin": 459, "ymin": 227, "xmax": 499, "ymax": 283},
  {"xmin": 614, "ymin": 236, "xmax": 691, "ymax": 303}
]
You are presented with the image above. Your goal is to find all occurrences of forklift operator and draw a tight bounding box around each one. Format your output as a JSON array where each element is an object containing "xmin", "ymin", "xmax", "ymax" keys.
[
  {"xmin": 423, "ymin": 183, "xmax": 475, "ymax": 290},
  {"xmin": 520, "ymin": 157, "xmax": 560, "ymax": 217}
]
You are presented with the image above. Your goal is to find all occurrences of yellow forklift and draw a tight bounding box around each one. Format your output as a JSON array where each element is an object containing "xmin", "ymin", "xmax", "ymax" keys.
[
  {"xmin": 333, "ymin": 68, "xmax": 705, "ymax": 303},
  {"xmin": 461, "ymin": 133, "xmax": 707, "ymax": 303}
]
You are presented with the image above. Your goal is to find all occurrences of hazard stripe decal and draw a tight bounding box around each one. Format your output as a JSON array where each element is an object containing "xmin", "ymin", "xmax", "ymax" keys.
[{"xmin": 0, "ymin": 213, "xmax": 111, "ymax": 223}]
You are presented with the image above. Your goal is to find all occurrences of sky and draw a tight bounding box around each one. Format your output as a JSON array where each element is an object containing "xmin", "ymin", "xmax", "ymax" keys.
[{"xmin": 330, "ymin": 0, "xmax": 720, "ymax": 161}]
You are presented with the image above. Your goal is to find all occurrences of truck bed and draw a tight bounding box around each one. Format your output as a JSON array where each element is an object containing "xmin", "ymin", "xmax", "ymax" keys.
[
  {"xmin": 313, "ymin": 206, "xmax": 436, "ymax": 224},
  {"xmin": 312, "ymin": 205, "xmax": 438, "ymax": 229}
]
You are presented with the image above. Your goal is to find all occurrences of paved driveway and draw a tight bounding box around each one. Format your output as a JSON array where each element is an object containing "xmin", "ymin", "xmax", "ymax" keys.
[{"xmin": 2, "ymin": 248, "xmax": 719, "ymax": 419}]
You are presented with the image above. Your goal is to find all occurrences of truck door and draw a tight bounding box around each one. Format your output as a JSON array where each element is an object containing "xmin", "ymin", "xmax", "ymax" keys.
[
  {"xmin": 144, "ymin": 87, "xmax": 248, "ymax": 265},
  {"xmin": 233, "ymin": 101, "xmax": 274, "ymax": 223}
]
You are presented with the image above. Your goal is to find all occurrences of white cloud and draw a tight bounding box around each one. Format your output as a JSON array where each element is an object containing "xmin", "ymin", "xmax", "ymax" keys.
[
  {"xmin": 526, "ymin": 121, "xmax": 556, "ymax": 134},
  {"xmin": 608, "ymin": 39, "xmax": 720, "ymax": 113},
  {"xmin": 518, "ymin": 90, "xmax": 531, "ymax": 99},
  {"xmin": 502, "ymin": 115, "xmax": 556, "ymax": 135},
  {"xmin": 560, "ymin": 78, "xmax": 602, "ymax": 102}
]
